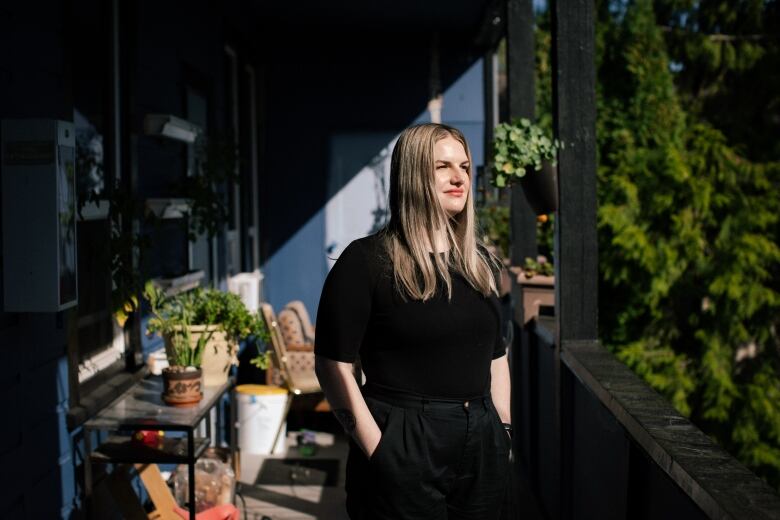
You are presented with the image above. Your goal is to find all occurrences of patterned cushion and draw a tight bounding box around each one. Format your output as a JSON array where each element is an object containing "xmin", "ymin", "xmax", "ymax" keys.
[
  {"xmin": 278, "ymin": 308, "xmax": 307, "ymax": 348},
  {"xmin": 266, "ymin": 351, "xmax": 316, "ymax": 388},
  {"xmin": 285, "ymin": 301, "xmax": 315, "ymax": 342},
  {"xmin": 286, "ymin": 351, "xmax": 316, "ymax": 376}
]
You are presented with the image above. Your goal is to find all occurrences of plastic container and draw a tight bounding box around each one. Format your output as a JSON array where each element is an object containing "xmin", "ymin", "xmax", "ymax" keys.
[
  {"xmin": 173, "ymin": 457, "xmax": 235, "ymax": 512},
  {"xmin": 227, "ymin": 270, "xmax": 263, "ymax": 313},
  {"xmin": 236, "ymin": 384, "xmax": 288, "ymax": 455}
]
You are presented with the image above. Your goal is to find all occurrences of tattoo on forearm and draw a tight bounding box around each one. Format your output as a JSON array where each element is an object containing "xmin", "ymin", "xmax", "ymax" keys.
[{"xmin": 334, "ymin": 409, "xmax": 356, "ymax": 435}]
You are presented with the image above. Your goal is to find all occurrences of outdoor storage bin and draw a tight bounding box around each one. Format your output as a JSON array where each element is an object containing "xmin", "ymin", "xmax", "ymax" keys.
[{"xmin": 236, "ymin": 384, "xmax": 288, "ymax": 455}]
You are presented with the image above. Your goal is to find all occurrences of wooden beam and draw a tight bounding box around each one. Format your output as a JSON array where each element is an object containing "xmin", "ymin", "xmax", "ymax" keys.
[
  {"xmin": 506, "ymin": 0, "xmax": 538, "ymax": 265},
  {"xmin": 551, "ymin": 0, "xmax": 598, "ymax": 343},
  {"xmin": 474, "ymin": 0, "xmax": 507, "ymax": 51},
  {"xmin": 482, "ymin": 50, "xmax": 497, "ymax": 205},
  {"xmin": 551, "ymin": 0, "xmax": 597, "ymax": 517}
]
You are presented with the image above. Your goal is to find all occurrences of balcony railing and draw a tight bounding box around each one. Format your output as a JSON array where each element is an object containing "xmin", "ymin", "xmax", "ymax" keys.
[{"xmin": 512, "ymin": 315, "xmax": 780, "ymax": 520}]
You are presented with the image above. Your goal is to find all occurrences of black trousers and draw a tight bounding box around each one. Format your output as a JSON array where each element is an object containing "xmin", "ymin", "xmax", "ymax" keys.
[{"xmin": 345, "ymin": 384, "xmax": 511, "ymax": 520}]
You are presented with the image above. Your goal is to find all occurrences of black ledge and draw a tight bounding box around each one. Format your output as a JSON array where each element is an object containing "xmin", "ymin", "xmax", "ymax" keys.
[
  {"xmin": 67, "ymin": 366, "xmax": 149, "ymax": 431},
  {"xmin": 561, "ymin": 339, "xmax": 780, "ymax": 520}
]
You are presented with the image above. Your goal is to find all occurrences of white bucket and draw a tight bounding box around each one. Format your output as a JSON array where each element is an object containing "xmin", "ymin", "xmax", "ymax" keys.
[
  {"xmin": 227, "ymin": 270, "xmax": 263, "ymax": 313},
  {"xmin": 236, "ymin": 385, "xmax": 288, "ymax": 455}
]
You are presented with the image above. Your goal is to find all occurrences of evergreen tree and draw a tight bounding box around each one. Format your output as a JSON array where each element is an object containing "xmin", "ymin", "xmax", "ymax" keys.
[
  {"xmin": 535, "ymin": 0, "xmax": 780, "ymax": 488},
  {"xmin": 654, "ymin": 0, "xmax": 780, "ymax": 161}
]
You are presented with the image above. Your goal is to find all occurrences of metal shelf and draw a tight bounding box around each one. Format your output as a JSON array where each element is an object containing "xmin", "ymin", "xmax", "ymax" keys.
[{"xmin": 91, "ymin": 435, "xmax": 210, "ymax": 464}]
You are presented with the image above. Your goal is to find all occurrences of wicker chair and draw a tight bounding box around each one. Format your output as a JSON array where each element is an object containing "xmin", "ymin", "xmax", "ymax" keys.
[
  {"xmin": 260, "ymin": 303, "xmax": 321, "ymax": 395},
  {"xmin": 259, "ymin": 303, "xmax": 329, "ymax": 450}
]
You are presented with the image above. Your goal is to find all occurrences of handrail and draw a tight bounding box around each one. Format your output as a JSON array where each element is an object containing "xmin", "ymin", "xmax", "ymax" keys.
[{"xmin": 560, "ymin": 338, "xmax": 780, "ymax": 520}]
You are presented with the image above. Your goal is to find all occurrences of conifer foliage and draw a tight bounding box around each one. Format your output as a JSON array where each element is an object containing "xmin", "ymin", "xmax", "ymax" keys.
[{"xmin": 536, "ymin": 0, "xmax": 780, "ymax": 488}]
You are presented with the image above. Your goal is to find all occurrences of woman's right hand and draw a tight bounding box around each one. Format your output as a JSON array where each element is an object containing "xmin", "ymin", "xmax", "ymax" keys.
[
  {"xmin": 364, "ymin": 430, "xmax": 383, "ymax": 460},
  {"xmin": 315, "ymin": 355, "xmax": 384, "ymax": 460}
]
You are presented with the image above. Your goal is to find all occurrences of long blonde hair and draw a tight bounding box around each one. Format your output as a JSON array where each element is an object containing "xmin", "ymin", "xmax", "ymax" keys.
[{"xmin": 382, "ymin": 123, "xmax": 500, "ymax": 301}]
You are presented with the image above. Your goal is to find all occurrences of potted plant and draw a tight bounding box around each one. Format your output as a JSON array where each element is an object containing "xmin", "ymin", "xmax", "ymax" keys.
[
  {"xmin": 74, "ymin": 131, "xmax": 241, "ymax": 369},
  {"xmin": 518, "ymin": 255, "xmax": 554, "ymax": 279},
  {"xmin": 491, "ymin": 118, "xmax": 563, "ymax": 215},
  {"xmin": 144, "ymin": 282, "xmax": 270, "ymax": 405}
]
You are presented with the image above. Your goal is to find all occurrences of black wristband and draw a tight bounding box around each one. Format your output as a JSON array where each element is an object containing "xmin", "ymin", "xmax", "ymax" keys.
[{"xmin": 502, "ymin": 422, "xmax": 513, "ymax": 437}]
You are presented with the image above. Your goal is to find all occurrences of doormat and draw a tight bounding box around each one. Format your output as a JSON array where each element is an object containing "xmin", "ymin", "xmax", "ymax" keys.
[{"xmin": 254, "ymin": 458, "xmax": 340, "ymax": 487}]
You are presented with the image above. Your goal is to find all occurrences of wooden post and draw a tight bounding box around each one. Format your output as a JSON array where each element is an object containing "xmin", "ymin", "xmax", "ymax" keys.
[
  {"xmin": 505, "ymin": 0, "xmax": 540, "ymax": 514},
  {"xmin": 506, "ymin": 0, "xmax": 538, "ymax": 266},
  {"xmin": 482, "ymin": 51, "xmax": 498, "ymax": 206},
  {"xmin": 551, "ymin": 2, "xmax": 598, "ymax": 345},
  {"xmin": 551, "ymin": 0, "xmax": 598, "ymax": 518}
]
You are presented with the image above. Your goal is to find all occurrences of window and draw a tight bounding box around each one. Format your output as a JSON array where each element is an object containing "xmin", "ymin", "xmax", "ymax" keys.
[
  {"xmin": 186, "ymin": 84, "xmax": 215, "ymax": 283},
  {"xmin": 224, "ymin": 46, "xmax": 242, "ymax": 277},
  {"xmin": 70, "ymin": 0, "xmax": 127, "ymax": 399},
  {"xmin": 240, "ymin": 64, "xmax": 261, "ymax": 272}
]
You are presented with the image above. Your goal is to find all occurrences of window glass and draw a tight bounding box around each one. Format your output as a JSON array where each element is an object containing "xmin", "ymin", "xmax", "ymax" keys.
[{"xmin": 73, "ymin": 0, "xmax": 109, "ymax": 200}]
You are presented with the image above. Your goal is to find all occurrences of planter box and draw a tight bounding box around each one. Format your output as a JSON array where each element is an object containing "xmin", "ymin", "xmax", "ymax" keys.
[{"xmin": 512, "ymin": 268, "xmax": 555, "ymax": 325}]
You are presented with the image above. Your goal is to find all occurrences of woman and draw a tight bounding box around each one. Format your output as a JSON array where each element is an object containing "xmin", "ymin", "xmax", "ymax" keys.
[{"xmin": 315, "ymin": 123, "xmax": 511, "ymax": 520}]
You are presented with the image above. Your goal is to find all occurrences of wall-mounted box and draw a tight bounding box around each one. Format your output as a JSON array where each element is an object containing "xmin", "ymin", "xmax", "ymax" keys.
[
  {"xmin": 144, "ymin": 114, "xmax": 201, "ymax": 143},
  {"xmin": 2, "ymin": 119, "xmax": 78, "ymax": 312}
]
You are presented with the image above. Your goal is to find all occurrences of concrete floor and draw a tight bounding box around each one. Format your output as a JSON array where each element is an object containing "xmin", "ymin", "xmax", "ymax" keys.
[
  {"xmin": 236, "ymin": 431, "xmax": 350, "ymax": 520},
  {"xmin": 233, "ymin": 430, "xmax": 544, "ymax": 520}
]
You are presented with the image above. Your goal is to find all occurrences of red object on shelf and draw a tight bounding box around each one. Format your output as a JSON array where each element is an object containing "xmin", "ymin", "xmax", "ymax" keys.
[{"xmin": 131, "ymin": 429, "xmax": 165, "ymax": 449}]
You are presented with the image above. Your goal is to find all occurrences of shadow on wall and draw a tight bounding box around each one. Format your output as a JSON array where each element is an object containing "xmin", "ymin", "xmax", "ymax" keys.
[{"xmin": 262, "ymin": 60, "xmax": 486, "ymax": 320}]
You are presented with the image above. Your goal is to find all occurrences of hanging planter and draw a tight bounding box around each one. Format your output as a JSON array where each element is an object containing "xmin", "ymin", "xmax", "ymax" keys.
[
  {"xmin": 519, "ymin": 160, "xmax": 558, "ymax": 215},
  {"xmin": 491, "ymin": 118, "xmax": 563, "ymax": 215}
]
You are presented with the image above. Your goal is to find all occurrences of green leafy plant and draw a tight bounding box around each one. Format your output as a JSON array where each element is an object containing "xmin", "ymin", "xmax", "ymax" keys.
[
  {"xmin": 144, "ymin": 281, "xmax": 270, "ymax": 369},
  {"xmin": 522, "ymin": 256, "xmax": 554, "ymax": 278},
  {"xmin": 76, "ymin": 131, "xmax": 242, "ymax": 330},
  {"xmin": 477, "ymin": 204, "xmax": 511, "ymax": 259},
  {"xmin": 477, "ymin": 203, "xmax": 555, "ymax": 269},
  {"xmin": 532, "ymin": 0, "xmax": 780, "ymax": 490},
  {"xmin": 181, "ymin": 134, "xmax": 240, "ymax": 241},
  {"xmin": 491, "ymin": 118, "xmax": 563, "ymax": 188}
]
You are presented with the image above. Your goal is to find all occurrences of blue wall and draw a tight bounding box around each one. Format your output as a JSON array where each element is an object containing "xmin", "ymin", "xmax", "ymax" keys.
[
  {"xmin": 260, "ymin": 46, "xmax": 485, "ymax": 321},
  {"xmin": 0, "ymin": 315, "xmax": 76, "ymax": 518}
]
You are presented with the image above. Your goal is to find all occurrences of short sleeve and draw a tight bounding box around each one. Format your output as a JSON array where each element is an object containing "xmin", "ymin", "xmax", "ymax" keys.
[
  {"xmin": 492, "ymin": 322, "xmax": 508, "ymax": 359},
  {"xmin": 491, "ymin": 293, "xmax": 508, "ymax": 360},
  {"xmin": 314, "ymin": 240, "xmax": 374, "ymax": 363}
]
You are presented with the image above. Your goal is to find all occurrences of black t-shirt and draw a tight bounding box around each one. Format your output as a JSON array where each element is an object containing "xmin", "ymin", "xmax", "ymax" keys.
[{"xmin": 314, "ymin": 232, "xmax": 506, "ymax": 398}]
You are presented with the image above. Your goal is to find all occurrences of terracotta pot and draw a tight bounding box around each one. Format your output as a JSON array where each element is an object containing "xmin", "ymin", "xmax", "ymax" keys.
[
  {"xmin": 162, "ymin": 367, "xmax": 203, "ymax": 407},
  {"xmin": 519, "ymin": 160, "xmax": 558, "ymax": 215},
  {"xmin": 165, "ymin": 325, "xmax": 238, "ymax": 387}
]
